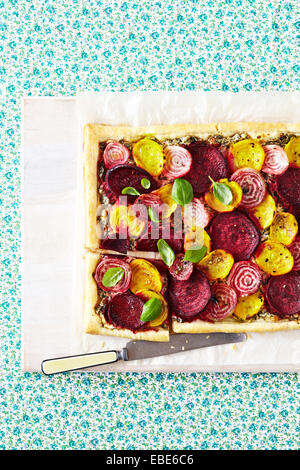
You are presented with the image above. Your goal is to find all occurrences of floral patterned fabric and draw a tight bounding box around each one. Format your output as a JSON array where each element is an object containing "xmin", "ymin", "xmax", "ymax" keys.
[{"xmin": 0, "ymin": 0, "xmax": 299, "ymax": 450}]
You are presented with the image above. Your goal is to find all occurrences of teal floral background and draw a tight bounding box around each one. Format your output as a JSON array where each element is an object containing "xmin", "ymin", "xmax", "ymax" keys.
[{"xmin": 0, "ymin": 0, "xmax": 299, "ymax": 450}]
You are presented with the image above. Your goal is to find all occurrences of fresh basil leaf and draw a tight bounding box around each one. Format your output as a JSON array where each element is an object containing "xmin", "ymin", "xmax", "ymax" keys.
[
  {"xmin": 171, "ymin": 178, "xmax": 193, "ymax": 206},
  {"xmin": 121, "ymin": 187, "xmax": 141, "ymax": 196},
  {"xmin": 140, "ymin": 297, "xmax": 162, "ymax": 322},
  {"xmin": 157, "ymin": 239, "xmax": 175, "ymax": 267},
  {"xmin": 141, "ymin": 178, "xmax": 151, "ymax": 189},
  {"xmin": 184, "ymin": 245, "xmax": 207, "ymax": 263},
  {"xmin": 102, "ymin": 267, "xmax": 124, "ymax": 287},
  {"xmin": 213, "ymin": 182, "xmax": 233, "ymax": 205},
  {"xmin": 148, "ymin": 206, "xmax": 159, "ymax": 223},
  {"xmin": 208, "ymin": 176, "xmax": 233, "ymax": 206}
]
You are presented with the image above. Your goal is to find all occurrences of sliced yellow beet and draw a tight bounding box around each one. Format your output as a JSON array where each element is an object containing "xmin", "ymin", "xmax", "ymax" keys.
[
  {"xmin": 109, "ymin": 204, "xmax": 128, "ymax": 233},
  {"xmin": 285, "ymin": 136, "xmax": 300, "ymax": 167},
  {"xmin": 205, "ymin": 179, "xmax": 243, "ymax": 212},
  {"xmin": 132, "ymin": 138, "xmax": 164, "ymax": 176},
  {"xmin": 198, "ymin": 249, "xmax": 234, "ymax": 280},
  {"xmin": 270, "ymin": 212, "xmax": 298, "ymax": 245},
  {"xmin": 135, "ymin": 289, "xmax": 168, "ymax": 327},
  {"xmin": 229, "ymin": 139, "xmax": 265, "ymax": 171},
  {"xmin": 184, "ymin": 228, "xmax": 211, "ymax": 253},
  {"xmin": 255, "ymin": 241, "xmax": 294, "ymax": 275},
  {"xmin": 127, "ymin": 213, "xmax": 145, "ymax": 238},
  {"xmin": 251, "ymin": 193, "xmax": 276, "ymax": 229},
  {"xmin": 234, "ymin": 291, "xmax": 264, "ymax": 321},
  {"xmin": 109, "ymin": 205, "xmax": 145, "ymax": 237},
  {"xmin": 152, "ymin": 183, "xmax": 178, "ymax": 218},
  {"xmin": 130, "ymin": 259, "xmax": 162, "ymax": 294}
]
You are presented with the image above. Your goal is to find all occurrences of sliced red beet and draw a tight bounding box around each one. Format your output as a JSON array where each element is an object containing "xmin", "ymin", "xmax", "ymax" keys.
[
  {"xmin": 290, "ymin": 204, "xmax": 300, "ymax": 226},
  {"xmin": 104, "ymin": 164, "xmax": 157, "ymax": 202},
  {"xmin": 200, "ymin": 284, "xmax": 237, "ymax": 322},
  {"xmin": 210, "ymin": 211, "xmax": 260, "ymax": 261},
  {"xmin": 100, "ymin": 237, "xmax": 130, "ymax": 254},
  {"xmin": 106, "ymin": 292, "xmax": 146, "ymax": 331},
  {"xmin": 169, "ymin": 254, "xmax": 193, "ymax": 281},
  {"xmin": 288, "ymin": 235, "xmax": 300, "ymax": 271},
  {"xmin": 265, "ymin": 272, "xmax": 300, "ymax": 316},
  {"xmin": 147, "ymin": 259, "xmax": 169, "ymax": 274},
  {"xmin": 184, "ymin": 143, "xmax": 229, "ymax": 195},
  {"xmin": 137, "ymin": 225, "xmax": 183, "ymax": 253},
  {"xmin": 169, "ymin": 268, "xmax": 211, "ymax": 319},
  {"xmin": 275, "ymin": 167, "xmax": 300, "ymax": 207}
]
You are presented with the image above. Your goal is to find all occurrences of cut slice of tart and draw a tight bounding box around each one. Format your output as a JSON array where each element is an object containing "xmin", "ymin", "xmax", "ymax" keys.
[{"xmin": 84, "ymin": 252, "xmax": 169, "ymax": 341}]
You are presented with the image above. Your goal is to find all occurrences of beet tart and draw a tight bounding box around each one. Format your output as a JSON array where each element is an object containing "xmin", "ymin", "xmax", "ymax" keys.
[{"xmin": 83, "ymin": 121, "xmax": 300, "ymax": 335}]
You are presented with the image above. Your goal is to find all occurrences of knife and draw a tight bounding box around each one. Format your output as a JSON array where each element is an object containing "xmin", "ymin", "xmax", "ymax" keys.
[{"xmin": 41, "ymin": 333, "xmax": 246, "ymax": 375}]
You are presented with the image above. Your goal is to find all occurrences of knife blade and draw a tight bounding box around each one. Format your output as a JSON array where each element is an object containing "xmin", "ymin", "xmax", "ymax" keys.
[
  {"xmin": 126, "ymin": 332, "xmax": 246, "ymax": 360},
  {"xmin": 41, "ymin": 333, "xmax": 246, "ymax": 375}
]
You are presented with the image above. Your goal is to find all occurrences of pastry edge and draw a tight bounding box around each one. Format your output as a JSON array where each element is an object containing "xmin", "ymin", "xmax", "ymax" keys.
[{"xmin": 172, "ymin": 318, "xmax": 300, "ymax": 334}]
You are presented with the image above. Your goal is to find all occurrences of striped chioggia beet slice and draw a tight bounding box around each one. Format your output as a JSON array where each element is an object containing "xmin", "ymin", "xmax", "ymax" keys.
[
  {"xmin": 94, "ymin": 257, "xmax": 131, "ymax": 294},
  {"xmin": 265, "ymin": 272, "xmax": 300, "ymax": 316},
  {"xmin": 183, "ymin": 197, "xmax": 211, "ymax": 229},
  {"xmin": 162, "ymin": 145, "xmax": 192, "ymax": 178},
  {"xmin": 228, "ymin": 261, "xmax": 262, "ymax": 297},
  {"xmin": 103, "ymin": 141, "xmax": 130, "ymax": 169},
  {"xmin": 131, "ymin": 192, "xmax": 162, "ymax": 223},
  {"xmin": 230, "ymin": 168, "xmax": 266, "ymax": 209},
  {"xmin": 262, "ymin": 145, "xmax": 289, "ymax": 175},
  {"xmin": 199, "ymin": 284, "xmax": 237, "ymax": 322}
]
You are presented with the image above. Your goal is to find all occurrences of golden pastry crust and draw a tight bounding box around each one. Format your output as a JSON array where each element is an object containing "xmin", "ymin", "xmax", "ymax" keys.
[
  {"xmin": 172, "ymin": 317, "xmax": 300, "ymax": 334},
  {"xmin": 84, "ymin": 252, "xmax": 169, "ymax": 341},
  {"xmin": 216, "ymin": 121, "xmax": 300, "ymax": 137},
  {"xmin": 82, "ymin": 125, "xmax": 100, "ymax": 250}
]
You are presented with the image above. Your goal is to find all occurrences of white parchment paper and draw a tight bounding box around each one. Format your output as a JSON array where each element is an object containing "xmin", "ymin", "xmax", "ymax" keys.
[
  {"xmin": 23, "ymin": 93, "xmax": 300, "ymax": 372},
  {"xmin": 77, "ymin": 91, "xmax": 300, "ymax": 125}
]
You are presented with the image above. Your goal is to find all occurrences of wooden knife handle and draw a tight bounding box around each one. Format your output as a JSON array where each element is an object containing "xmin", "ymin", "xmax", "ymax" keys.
[{"xmin": 41, "ymin": 350, "xmax": 120, "ymax": 375}]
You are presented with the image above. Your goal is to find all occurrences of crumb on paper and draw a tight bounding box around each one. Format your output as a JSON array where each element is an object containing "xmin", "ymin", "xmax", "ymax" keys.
[{"xmin": 232, "ymin": 344, "xmax": 237, "ymax": 351}]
